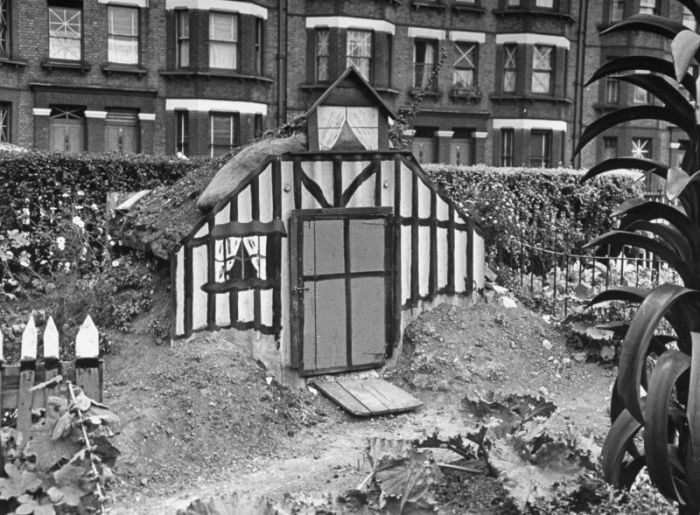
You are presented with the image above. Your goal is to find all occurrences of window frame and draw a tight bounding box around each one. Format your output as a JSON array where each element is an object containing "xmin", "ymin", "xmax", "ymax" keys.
[
  {"xmin": 501, "ymin": 129, "xmax": 514, "ymax": 166},
  {"xmin": 413, "ymin": 38, "xmax": 438, "ymax": 90},
  {"xmin": 602, "ymin": 136, "xmax": 618, "ymax": 160},
  {"xmin": 632, "ymin": 84, "xmax": 650, "ymax": 104},
  {"xmin": 210, "ymin": 111, "xmax": 240, "ymax": 157},
  {"xmin": 0, "ymin": 102, "xmax": 9, "ymax": 143},
  {"xmin": 48, "ymin": 4, "xmax": 83, "ymax": 62},
  {"xmin": 529, "ymin": 130, "xmax": 551, "ymax": 168},
  {"xmin": 532, "ymin": 44, "xmax": 554, "ymax": 95},
  {"xmin": 254, "ymin": 17, "xmax": 264, "ymax": 76},
  {"xmin": 176, "ymin": 10, "xmax": 190, "ymax": 68},
  {"xmin": 107, "ymin": 5, "xmax": 139, "ymax": 65},
  {"xmin": 346, "ymin": 29, "xmax": 373, "ymax": 82},
  {"xmin": 315, "ymin": 28, "xmax": 330, "ymax": 83},
  {"xmin": 453, "ymin": 41, "xmax": 478, "ymax": 89},
  {"xmin": 208, "ymin": 11, "xmax": 239, "ymax": 70},
  {"xmin": 631, "ymin": 137, "xmax": 653, "ymax": 160},
  {"xmin": 608, "ymin": 0, "xmax": 624, "ymax": 22},
  {"xmin": 503, "ymin": 44, "xmax": 517, "ymax": 93},
  {"xmin": 175, "ymin": 110, "xmax": 189, "ymax": 156},
  {"xmin": 0, "ymin": 0, "xmax": 9, "ymax": 59},
  {"xmin": 534, "ymin": 0, "xmax": 556, "ymax": 9},
  {"xmin": 639, "ymin": 0, "xmax": 658, "ymax": 15}
]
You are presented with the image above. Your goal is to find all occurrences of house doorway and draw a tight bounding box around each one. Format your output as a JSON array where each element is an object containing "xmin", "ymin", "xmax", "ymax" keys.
[{"xmin": 290, "ymin": 208, "xmax": 396, "ymax": 376}]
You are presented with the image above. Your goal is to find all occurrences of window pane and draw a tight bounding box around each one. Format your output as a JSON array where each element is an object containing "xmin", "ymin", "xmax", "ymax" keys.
[
  {"xmin": 109, "ymin": 7, "xmax": 138, "ymax": 64},
  {"xmin": 503, "ymin": 45, "xmax": 517, "ymax": 93},
  {"xmin": 316, "ymin": 29, "xmax": 329, "ymax": 81},
  {"xmin": 535, "ymin": 0, "xmax": 554, "ymax": 7},
  {"xmin": 603, "ymin": 137, "xmax": 617, "ymax": 160},
  {"xmin": 347, "ymin": 30, "xmax": 372, "ymax": 80},
  {"xmin": 177, "ymin": 12, "xmax": 189, "ymax": 67},
  {"xmin": 211, "ymin": 114, "xmax": 237, "ymax": 156},
  {"xmin": 501, "ymin": 130, "xmax": 514, "ymax": 166},
  {"xmin": 532, "ymin": 46, "xmax": 552, "ymax": 94},
  {"xmin": 176, "ymin": 111, "xmax": 189, "ymax": 155},
  {"xmin": 610, "ymin": 0, "xmax": 624, "ymax": 21},
  {"xmin": 414, "ymin": 39, "xmax": 436, "ymax": 89},
  {"xmin": 210, "ymin": 13, "xmax": 237, "ymax": 42},
  {"xmin": 639, "ymin": 0, "xmax": 656, "ymax": 14},
  {"xmin": 209, "ymin": 14, "xmax": 237, "ymax": 69},
  {"xmin": 453, "ymin": 69, "xmax": 474, "ymax": 87},
  {"xmin": 530, "ymin": 131, "xmax": 550, "ymax": 167},
  {"xmin": 633, "ymin": 85, "xmax": 649, "ymax": 103},
  {"xmin": 631, "ymin": 137, "xmax": 652, "ymax": 159},
  {"xmin": 605, "ymin": 77, "xmax": 619, "ymax": 103},
  {"xmin": 49, "ymin": 7, "xmax": 82, "ymax": 60},
  {"xmin": 454, "ymin": 42, "xmax": 476, "ymax": 87},
  {"xmin": 109, "ymin": 7, "xmax": 137, "ymax": 36}
]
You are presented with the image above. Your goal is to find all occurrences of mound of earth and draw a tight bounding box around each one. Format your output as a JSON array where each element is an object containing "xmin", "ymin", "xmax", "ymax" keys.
[{"xmin": 104, "ymin": 326, "xmax": 331, "ymax": 502}]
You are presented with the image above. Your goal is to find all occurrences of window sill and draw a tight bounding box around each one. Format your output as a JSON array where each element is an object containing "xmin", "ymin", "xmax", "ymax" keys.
[
  {"xmin": 375, "ymin": 87, "xmax": 400, "ymax": 95},
  {"xmin": 411, "ymin": 0, "xmax": 447, "ymax": 10},
  {"xmin": 492, "ymin": 8, "xmax": 575, "ymax": 23},
  {"xmin": 160, "ymin": 69, "xmax": 273, "ymax": 83},
  {"xmin": 490, "ymin": 94, "xmax": 571, "ymax": 104},
  {"xmin": 593, "ymin": 102, "xmax": 622, "ymax": 111},
  {"xmin": 41, "ymin": 60, "xmax": 91, "ymax": 73},
  {"xmin": 0, "ymin": 57, "xmax": 28, "ymax": 68},
  {"xmin": 452, "ymin": 4, "xmax": 486, "ymax": 14},
  {"xmin": 101, "ymin": 64, "xmax": 148, "ymax": 77},
  {"xmin": 450, "ymin": 87, "xmax": 483, "ymax": 102},
  {"xmin": 409, "ymin": 88, "xmax": 441, "ymax": 99}
]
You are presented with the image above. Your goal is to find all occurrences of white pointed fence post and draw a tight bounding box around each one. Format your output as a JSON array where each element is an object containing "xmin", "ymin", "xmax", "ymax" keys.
[
  {"xmin": 75, "ymin": 315, "xmax": 102, "ymax": 401},
  {"xmin": 43, "ymin": 316, "xmax": 61, "ymax": 401},
  {"xmin": 17, "ymin": 315, "xmax": 37, "ymax": 435}
]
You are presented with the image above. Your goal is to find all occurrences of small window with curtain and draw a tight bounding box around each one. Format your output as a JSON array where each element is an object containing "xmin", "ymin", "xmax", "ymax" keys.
[
  {"xmin": 346, "ymin": 30, "xmax": 372, "ymax": 81},
  {"xmin": 530, "ymin": 131, "xmax": 551, "ymax": 167},
  {"xmin": 210, "ymin": 112, "xmax": 239, "ymax": 157},
  {"xmin": 414, "ymin": 39, "xmax": 437, "ymax": 89},
  {"xmin": 639, "ymin": 0, "xmax": 657, "ymax": 15},
  {"xmin": 108, "ymin": 6, "xmax": 139, "ymax": 65},
  {"xmin": 315, "ymin": 29, "xmax": 329, "ymax": 82},
  {"xmin": 453, "ymin": 42, "xmax": 477, "ymax": 89},
  {"xmin": 503, "ymin": 44, "xmax": 517, "ymax": 93},
  {"xmin": 209, "ymin": 12, "xmax": 238, "ymax": 69},
  {"xmin": 532, "ymin": 45, "xmax": 553, "ymax": 94},
  {"xmin": 0, "ymin": 0, "xmax": 9, "ymax": 58},
  {"xmin": 176, "ymin": 11, "xmax": 189, "ymax": 68},
  {"xmin": 501, "ymin": 129, "xmax": 514, "ymax": 166},
  {"xmin": 48, "ymin": 5, "xmax": 82, "ymax": 61},
  {"xmin": 176, "ymin": 110, "xmax": 189, "ymax": 155},
  {"xmin": 254, "ymin": 18, "xmax": 264, "ymax": 76},
  {"xmin": 204, "ymin": 220, "xmax": 287, "ymax": 293},
  {"xmin": 0, "ymin": 102, "xmax": 9, "ymax": 143},
  {"xmin": 605, "ymin": 75, "xmax": 619, "ymax": 103}
]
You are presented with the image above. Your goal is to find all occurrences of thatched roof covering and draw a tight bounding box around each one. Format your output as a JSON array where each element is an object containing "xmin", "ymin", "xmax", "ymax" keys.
[{"xmin": 113, "ymin": 133, "xmax": 307, "ymax": 260}]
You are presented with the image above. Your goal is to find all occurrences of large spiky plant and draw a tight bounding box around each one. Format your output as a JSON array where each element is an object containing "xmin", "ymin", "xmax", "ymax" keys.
[{"xmin": 573, "ymin": 6, "xmax": 700, "ymax": 514}]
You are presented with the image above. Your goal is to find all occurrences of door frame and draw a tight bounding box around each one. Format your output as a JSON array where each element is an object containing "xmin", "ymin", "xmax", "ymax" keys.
[{"xmin": 289, "ymin": 207, "xmax": 399, "ymax": 375}]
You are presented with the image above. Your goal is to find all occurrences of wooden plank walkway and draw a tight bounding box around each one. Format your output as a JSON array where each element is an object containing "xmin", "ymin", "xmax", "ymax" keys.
[{"xmin": 311, "ymin": 377, "xmax": 422, "ymax": 417}]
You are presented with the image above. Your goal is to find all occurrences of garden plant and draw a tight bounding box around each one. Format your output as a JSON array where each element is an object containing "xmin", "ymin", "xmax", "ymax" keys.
[{"xmin": 572, "ymin": 5, "xmax": 700, "ymax": 513}]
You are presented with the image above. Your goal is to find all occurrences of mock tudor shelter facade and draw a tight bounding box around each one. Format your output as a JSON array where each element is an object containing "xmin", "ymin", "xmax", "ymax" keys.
[
  {"xmin": 0, "ymin": 0, "xmax": 695, "ymax": 178},
  {"xmin": 116, "ymin": 68, "xmax": 485, "ymax": 379}
]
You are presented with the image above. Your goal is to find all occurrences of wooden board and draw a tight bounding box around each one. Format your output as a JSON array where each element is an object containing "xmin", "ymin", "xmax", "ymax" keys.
[{"xmin": 311, "ymin": 377, "xmax": 422, "ymax": 417}]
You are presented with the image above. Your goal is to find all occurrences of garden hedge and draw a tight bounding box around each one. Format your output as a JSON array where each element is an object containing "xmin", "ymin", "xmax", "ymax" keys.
[{"xmin": 424, "ymin": 164, "xmax": 643, "ymax": 261}]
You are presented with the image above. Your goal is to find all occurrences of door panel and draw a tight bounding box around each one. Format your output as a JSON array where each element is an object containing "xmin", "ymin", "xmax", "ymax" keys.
[
  {"xmin": 313, "ymin": 219, "xmax": 344, "ymax": 276},
  {"xmin": 105, "ymin": 124, "xmax": 139, "ymax": 153},
  {"xmin": 350, "ymin": 277, "xmax": 385, "ymax": 365},
  {"xmin": 311, "ymin": 278, "xmax": 347, "ymax": 370},
  {"xmin": 49, "ymin": 120, "xmax": 84, "ymax": 153},
  {"xmin": 349, "ymin": 219, "xmax": 384, "ymax": 273}
]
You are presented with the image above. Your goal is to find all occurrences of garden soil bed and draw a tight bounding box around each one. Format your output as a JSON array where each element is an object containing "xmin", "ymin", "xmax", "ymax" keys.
[{"xmin": 102, "ymin": 298, "xmax": 617, "ymax": 514}]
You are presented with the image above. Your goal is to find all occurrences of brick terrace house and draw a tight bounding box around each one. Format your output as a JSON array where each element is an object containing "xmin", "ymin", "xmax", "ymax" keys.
[{"xmin": 0, "ymin": 0, "xmax": 693, "ymax": 177}]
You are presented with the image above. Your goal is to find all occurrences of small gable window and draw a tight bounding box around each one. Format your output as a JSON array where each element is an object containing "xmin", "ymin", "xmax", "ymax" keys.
[{"xmin": 317, "ymin": 106, "xmax": 378, "ymax": 151}]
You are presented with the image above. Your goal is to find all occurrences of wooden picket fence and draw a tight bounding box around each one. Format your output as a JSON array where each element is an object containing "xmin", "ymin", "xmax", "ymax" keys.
[{"xmin": 0, "ymin": 314, "xmax": 104, "ymax": 437}]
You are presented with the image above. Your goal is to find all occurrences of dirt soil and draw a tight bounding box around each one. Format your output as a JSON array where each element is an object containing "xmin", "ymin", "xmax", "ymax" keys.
[{"xmin": 102, "ymin": 298, "xmax": 616, "ymax": 514}]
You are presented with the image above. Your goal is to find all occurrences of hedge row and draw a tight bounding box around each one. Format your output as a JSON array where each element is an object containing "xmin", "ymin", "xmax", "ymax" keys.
[{"xmin": 424, "ymin": 164, "xmax": 643, "ymax": 260}]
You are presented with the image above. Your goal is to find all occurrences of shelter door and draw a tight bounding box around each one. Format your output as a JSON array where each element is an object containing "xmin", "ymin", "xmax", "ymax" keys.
[{"xmin": 292, "ymin": 208, "xmax": 394, "ymax": 376}]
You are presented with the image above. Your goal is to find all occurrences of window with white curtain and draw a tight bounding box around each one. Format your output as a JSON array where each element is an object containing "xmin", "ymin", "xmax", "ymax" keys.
[
  {"xmin": 209, "ymin": 12, "xmax": 238, "ymax": 69},
  {"xmin": 346, "ymin": 30, "xmax": 372, "ymax": 81},
  {"xmin": 453, "ymin": 42, "xmax": 477, "ymax": 88},
  {"xmin": 215, "ymin": 236, "xmax": 267, "ymax": 283},
  {"xmin": 0, "ymin": 0, "xmax": 8, "ymax": 58},
  {"xmin": 414, "ymin": 39, "xmax": 437, "ymax": 89},
  {"xmin": 210, "ymin": 113, "xmax": 238, "ymax": 156},
  {"xmin": 48, "ymin": 6, "xmax": 82, "ymax": 61},
  {"xmin": 503, "ymin": 44, "xmax": 517, "ymax": 93},
  {"xmin": 108, "ymin": 6, "xmax": 139, "ymax": 64}
]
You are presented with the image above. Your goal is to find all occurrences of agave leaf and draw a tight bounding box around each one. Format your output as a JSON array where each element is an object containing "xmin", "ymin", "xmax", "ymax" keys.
[
  {"xmin": 644, "ymin": 350, "xmax": 691, "ymax": 501},
  {"xmin": 671, "ymin": 169, "xmax": 700, "ymax": 202},
  {"xmin": 587, "ymin": 286, "xmax": 650, "ymax": 309},
  {"xmin": 612, "ymin": 201, "xmax": 700, "ymax": 258},
  {"xmin": 581, "ymin": 157, "xmax": 668, "ymax": 184},
  {"xmin": 600, "ymin": 14, "xmax": 688, "ymax": 39},
  {"xmin": 584, "ymin": 231, "xmax": 694, "ymax": 285},
  {"xmin": 618, "ymin": 285, "xmax": 700, "ymax": 424},
  {"xmin": 573, "ymin": 106, "xmax": 695, "ymax": 157},
  {"xmin": 622, "ymin": 220, "xmax": 694, "ymax": 263},
  {"xmin": 601, "ymin": 408, "xmax": 643, "ymax": 487},
  {"xmin": 685, "ymin": 332, "xmax": 700, "ymax": 507},
  {"xmin": 615, "ymin": 74, "xmax": 693, "ymax": 114},
  {"xmin": 672, "ymin": 30, "xmax": 700, "ymax": 82},
  {"xmin": 611, "ymin": 197, "xmax": 649, "ymax": 217},
  {"xmin": 584, "ymin": 56, "xmax": 696, "ymax": 99}
]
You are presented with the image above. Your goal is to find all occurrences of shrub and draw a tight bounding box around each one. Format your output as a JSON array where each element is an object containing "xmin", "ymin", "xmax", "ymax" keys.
[{"xmin": 424, "ymin": 164, "xmax": 642, "ymax": 261}]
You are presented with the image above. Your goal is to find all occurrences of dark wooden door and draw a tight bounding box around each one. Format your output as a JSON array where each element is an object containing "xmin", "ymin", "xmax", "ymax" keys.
[
  {"xmin": 291, "ymin": 208, "xmax": 394, "ymax": 376},
  {"xmin": 49, "ymin": 119, "xmax": 85, "ymax": 153}
]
